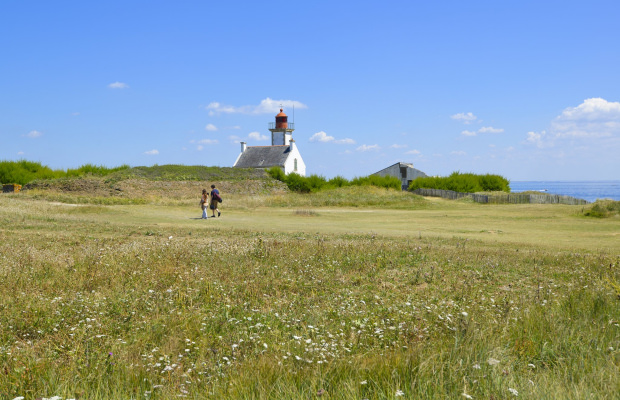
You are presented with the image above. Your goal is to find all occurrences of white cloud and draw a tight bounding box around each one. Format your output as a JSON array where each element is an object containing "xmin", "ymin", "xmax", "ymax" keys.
[
  {"xmin": 451, "ymin": 150, "xmax": 466, "ymax": 155},
  {"xmin": 248, "ymin": 131, "xmax": 269, "ymax": 141},
  {"xmin": 478, "ymin": 126, "xmax": 504, "ymax": 134},
  {"xmin": 451, "ymin": 112, "xmax": 478, "ymax": 124},
  {"xmin": 196, "ymin": 139, "xmax": 218, "ymax": 145},
  {"xmin": 197, "ymin": 145, "xmax": 204, "ymax": 151},
  {"xmin": 206, "ymin": 97, "xmax": 308, "ymax": 116},
  {"xmin": 24, "ymin": 130, "xmax": 42, "ymax": 138},
  {"xmin": 310, "ymin": 131, "xmax": 355, "ymax": 144},
  {"xmin": 551, "ymin": 98, "xmax": 620, "ymax": 138},
  {"xmin": 390, "ymin": 144, "xmax": 408, "ymax": 149},
  {"xmin": 310, "ymin": 131, "xmax": 335, "ymax": 142},
  {"xmin": 406, "ymin": 149, "xmax": 421, "ymax": 155},
  {"xmin": 356, "ymin": 144, "xmax": 380, "ymax": 152},
  {"xmin": 17, "ymin": 151, "xmax": 24, "ymax": 155},
  {"xmin": 144, "ymin": 149, "xmax": 159, "ymax": 155},
  {"xmin": 205, "ymin": 124, "xmax": 218, "ymax": 131},
  {"xmin": 462, "ymin": 127, "xmax": 504, "ymax": 137},
  {"xmin": 108, "ymin": 81, "xmax": 129, "ymax": 89},
  {"xmin": 524, "ymin": 130, "xmax": 550, "ymax": 148}
]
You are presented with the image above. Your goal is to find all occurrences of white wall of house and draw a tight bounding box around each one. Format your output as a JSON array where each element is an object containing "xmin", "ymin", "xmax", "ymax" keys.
[{"xmin": 283, "ymin": 140, "xmax": 306, "ymax": 176}]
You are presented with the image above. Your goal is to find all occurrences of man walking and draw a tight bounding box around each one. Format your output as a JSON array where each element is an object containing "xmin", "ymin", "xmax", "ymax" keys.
[{"xmin": 209, "ymin": 184, "xmax": 221, "ymax": 217}]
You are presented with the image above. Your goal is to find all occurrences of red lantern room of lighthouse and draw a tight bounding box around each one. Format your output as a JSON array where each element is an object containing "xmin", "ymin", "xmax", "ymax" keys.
[{"xmin": 268, "ymin": 108, "xmax": 295, "ymax": 146}]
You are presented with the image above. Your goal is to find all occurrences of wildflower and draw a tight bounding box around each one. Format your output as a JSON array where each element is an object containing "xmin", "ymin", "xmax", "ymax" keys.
[
  {"xmin": 361, "ymin": 380, "xmax": 367, "ymax": 385},
  {"xmin": 395, "ymin": 389, "xmax": 405, "ymax": 396},
  {"xmin": 508, "ymin": 388, "xmax": 518, "ymax": 396},
  {"xmin": 462, "ymin": 394, "xmax": 473, "ymax": 399},
  {"xmin": 472, "ymin": 364, "xmax": 481, "ymax": 369},
  {"xmin": 487, "ymin": 358, "xmax": 500, "ymax": 365},
  {"xmin": 461, "ymin": 312, "xmax": 468, "ymax": 317},
  {"xmin": 528, "ymin": 363, "xmax": 536, "ymax": 368}
]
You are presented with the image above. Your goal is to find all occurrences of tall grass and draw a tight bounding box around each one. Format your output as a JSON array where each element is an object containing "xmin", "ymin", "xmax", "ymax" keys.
[
  {"xmin": 0, "ymin": 196, "xmax": 618, "ymax": 399},
  {"xmin": 409, "ymin": 171, "xmax": 510, "ymax": 193}
]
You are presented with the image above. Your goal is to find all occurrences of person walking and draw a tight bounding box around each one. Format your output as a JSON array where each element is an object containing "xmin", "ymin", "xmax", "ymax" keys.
[
  {"xmin": 200, "ymin": 188, "xmax": 209, "ymax": 219},
  {"xmin": 209, "ymin": 184, "xmax": 221, "ymax": 217}
]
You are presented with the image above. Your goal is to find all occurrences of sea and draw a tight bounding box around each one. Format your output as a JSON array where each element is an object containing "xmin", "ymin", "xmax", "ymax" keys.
[{"xmin": 510, "ymin": 181, "xmax": 620, "ymax": 203}]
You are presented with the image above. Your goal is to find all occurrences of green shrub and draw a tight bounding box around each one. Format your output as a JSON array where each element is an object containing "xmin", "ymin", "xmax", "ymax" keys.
[
  {"xmin": 409, "ymin": 171, "xmax": 510, "ymax": 193},
  {"xmin": 327, "ymin": 175, "xmax": 349, "ymax": 188},
  {"xmin": 0, "ymin": 160, "xmax": 131, "ymax": 186},
  {"xmin": 584, "ymin": 200, "xmax": 620, "ymax": 218},
  {"xmin": 350, "ymin": 174, "xmax": 402, "ymax": 190},
  {"xmin": 268, "ymin": 168, "xmax": 401, "ymax": 193}
]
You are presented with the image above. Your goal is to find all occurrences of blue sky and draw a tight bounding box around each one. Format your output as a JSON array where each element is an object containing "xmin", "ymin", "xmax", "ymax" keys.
[{"xmin": 2, "ymin": 0, "xmax": 619, "ymax": 181}]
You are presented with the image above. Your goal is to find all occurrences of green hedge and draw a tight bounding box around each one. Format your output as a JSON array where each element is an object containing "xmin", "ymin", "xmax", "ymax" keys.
[
  {"xmin": 0, "ymin": 160, "xmax": 130, "ymax": 186},
  {"xmin": 408, "ymin": 171, "xmax": 510, "ymax": 193},
  {"xmin": 266, "ymin": 167, "xmax": 401, "ymax": 193}
]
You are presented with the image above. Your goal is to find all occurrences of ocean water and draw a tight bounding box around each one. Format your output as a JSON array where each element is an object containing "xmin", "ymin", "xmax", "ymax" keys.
[{"xmin": 510, "ymin": 181, "xmax": 620, "ymax": 203}]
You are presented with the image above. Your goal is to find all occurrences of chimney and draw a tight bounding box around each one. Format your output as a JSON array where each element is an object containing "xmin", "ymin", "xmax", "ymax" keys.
[
  {"xmin": 240, "ymin": 141, "xmax": 247, "ymax": 153},
  {"xmin": 289, "ymin": 139, "xmax": 295, "ymax": 152}
]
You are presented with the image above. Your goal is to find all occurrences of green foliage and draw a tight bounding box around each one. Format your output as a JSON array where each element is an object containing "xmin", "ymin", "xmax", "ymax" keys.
[
  {"xmin": 350, "ymin": 174, "xmax": 402, "ymax": 190},
  {"xmin": 584, "ymin": 200, "xmax": 620, "ymax": 218},
  {"xmin": 66, "ymin": 163, "xmax": 130, "ymax": 177},
  {"xmin": 108, "ymin": 164, "xmax": 268, "ymax": 182},
  {"xmin": 1, "ymin": 160, "xmax": 270, "ymax": 187},
  {"xmin": 267, "ymin": 167, "xmax": 401, "ymax": 193},
  {"xmin": 0, "ymin": 160, "xmax": 62, "ymax": 185},
  {"xmin": 409, "ymin": 171, "xmax": 510, "ymax": 193}
]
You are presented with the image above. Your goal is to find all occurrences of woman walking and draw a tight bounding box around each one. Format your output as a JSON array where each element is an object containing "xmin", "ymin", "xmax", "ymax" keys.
[{"xmin": 200, "ymin": 188, "xmax": 209, "ymax": 219}]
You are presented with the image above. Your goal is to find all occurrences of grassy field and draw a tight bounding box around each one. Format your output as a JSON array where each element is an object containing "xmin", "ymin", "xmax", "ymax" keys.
[{"xmin": 1, "ymin": 187, "xmax": 619, "ymax": 399}]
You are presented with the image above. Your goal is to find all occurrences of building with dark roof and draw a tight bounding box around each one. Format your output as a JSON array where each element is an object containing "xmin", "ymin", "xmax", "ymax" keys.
[
  {"xmin": 233, "ymin": 108, "xmax": 306, "ymax": 176},
  {"xmin": 372, "ymin": 162, "xmax": 427, "ymax": 190}
]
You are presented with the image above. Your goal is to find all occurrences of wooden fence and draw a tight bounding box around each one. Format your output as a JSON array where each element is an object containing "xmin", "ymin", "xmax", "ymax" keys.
[{"xmin": 411, "ymin": 188, "xmax": 589, "ymax": 205}]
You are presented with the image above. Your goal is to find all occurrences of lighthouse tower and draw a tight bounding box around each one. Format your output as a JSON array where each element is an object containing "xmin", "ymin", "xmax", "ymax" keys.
[
  {"xmin": 233, "ymin": 107, "xmax": 306, "ymax": 176},
  {"xmin": 269, "ymin": 108, "xmax": 295, "ymax": 145}
]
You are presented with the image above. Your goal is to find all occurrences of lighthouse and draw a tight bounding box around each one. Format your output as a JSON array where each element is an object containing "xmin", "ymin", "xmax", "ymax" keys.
[
  {"xmin": 269, "ymin": 108, "xmax": 295, "ymax": 145},
  {"xmin": 233, "ymin": 107, "xmax": 306, "ymax": 176}
]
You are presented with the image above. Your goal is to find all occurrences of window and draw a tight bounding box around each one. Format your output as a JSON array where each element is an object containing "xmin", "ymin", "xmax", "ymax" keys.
[{"xmin": 294, "ymin": 158, "xmax": 298, "ymax": 171}]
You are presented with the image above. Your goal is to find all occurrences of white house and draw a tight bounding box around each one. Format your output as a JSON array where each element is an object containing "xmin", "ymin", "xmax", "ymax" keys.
[{"xmin": 233, "ymin": 108, "xmax": 306, "ymax": 176}]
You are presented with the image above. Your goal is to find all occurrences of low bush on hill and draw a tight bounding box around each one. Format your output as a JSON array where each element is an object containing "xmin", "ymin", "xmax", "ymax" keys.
[
  {"xmin": 584, "ymin": 200, "xmax": 620, "ymax": 218},
  {"xmin": 266, "ymin": 167, "xmax": 401, "ymax": 193},
  {"xmin": 408, "ymin": 171, "xmax": 510, "ymax": 193},
  {"xmin": 0, "ymin": 160, "xmax": 130, "ymax": 186}
]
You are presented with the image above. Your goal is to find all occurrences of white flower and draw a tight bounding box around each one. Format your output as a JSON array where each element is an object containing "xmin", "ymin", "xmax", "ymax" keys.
[
  {"xmin": 361, "ymin": 380, "xmax": 367, "ymax": 385},
  {"xmin": 461, "ymin": 311, "xmax": 468, "ymax": 317},
  {"xmin": 508, "ymin": 388, "xmax": 518, "ymax": 396},
  {"xmin": 472, "ymin": 364, "xmax": 481, "ymax": 369},
  {"xmin": 487, "ymin": 358, "xmax": 500, "ymax": 365},
  {"xmin": 462, "ymin": 393, "xmax": 473, "ymax": 399},
  {"xmin": 528, "ymin": 363, "xmax": 536, "ymax": 368},
  {"xmin": 12, "ymin": 397, "xmax": 25, "ymax": 400},
  {"xmin": 395, "ymin": 389, "xmax": 405, "ymax": 396},
  {"xmin": 263, "ymin": 343, "xmax": 268, "ymax": 349}
]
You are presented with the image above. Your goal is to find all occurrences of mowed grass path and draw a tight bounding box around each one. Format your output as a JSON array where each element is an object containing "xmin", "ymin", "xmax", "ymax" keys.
[{"xmin": 56, "ymin": 198, "xmax": 620, "ymax": 252}]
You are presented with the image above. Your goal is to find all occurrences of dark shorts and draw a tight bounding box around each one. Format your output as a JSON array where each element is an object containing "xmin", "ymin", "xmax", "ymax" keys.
[{"xmin": 210, "ymin": 202, "xmax": 218, "ymax": 210}]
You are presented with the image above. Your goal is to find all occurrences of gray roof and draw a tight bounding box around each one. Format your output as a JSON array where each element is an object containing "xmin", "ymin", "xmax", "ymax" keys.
[{"xmin": 234, "ymin": 145, "xmax": 290, "ymax": 168}]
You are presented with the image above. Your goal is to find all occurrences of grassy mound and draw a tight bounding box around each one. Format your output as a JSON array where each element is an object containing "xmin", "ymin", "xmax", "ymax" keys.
[
  {"xmin": 584, "ymin": 200, "xmax": 620, "ymax": 218},
  {"xmin": 20, "ymin": 165, "xmax": 288, "ymax": 205}
]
